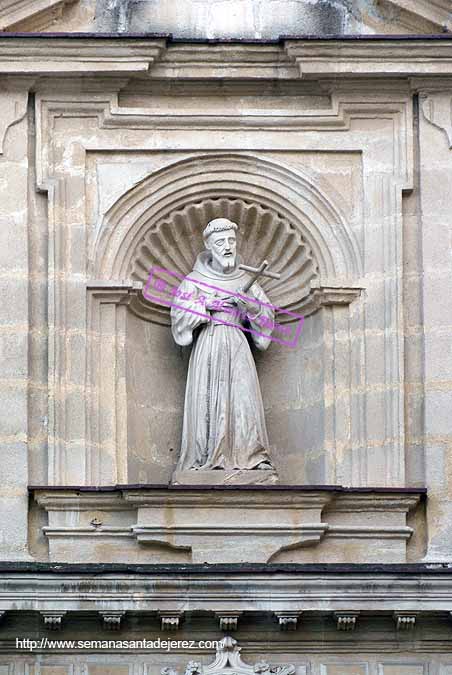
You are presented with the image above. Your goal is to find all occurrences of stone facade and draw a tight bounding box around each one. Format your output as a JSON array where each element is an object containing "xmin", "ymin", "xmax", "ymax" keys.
[{"xmin": 1, "ymin": 0, "xmax": 452, "ymax": 671}]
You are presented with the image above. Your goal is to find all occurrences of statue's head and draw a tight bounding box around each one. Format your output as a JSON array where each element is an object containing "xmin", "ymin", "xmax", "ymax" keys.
[{"xmin": 203, "ymin": 218, "xmax": 238, "ymax": 273}]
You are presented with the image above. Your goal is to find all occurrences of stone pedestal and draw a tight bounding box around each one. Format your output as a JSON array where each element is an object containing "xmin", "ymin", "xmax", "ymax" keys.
[{"xmin": 32, "ymin": 485, "xmax": 424, "ymax": 565}]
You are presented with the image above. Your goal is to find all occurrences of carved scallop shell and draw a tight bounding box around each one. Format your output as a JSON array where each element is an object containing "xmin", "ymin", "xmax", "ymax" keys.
[{"xmin": 130, "ymin": 198, "xmax": 318, "ymax": 318}]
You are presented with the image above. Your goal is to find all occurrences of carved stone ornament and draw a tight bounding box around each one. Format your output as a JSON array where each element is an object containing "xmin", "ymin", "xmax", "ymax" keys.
[
  {"xmin": 130, "ymin": 196, "xmax": 318, "ymax": 324},
  {"xmin": 421, "ymin": 93, "xmax": 452, "ymax": 148},
  {"xmin": 161, "ymin": 637, "xmax": 296, "ymax": 675},
  {"xmin": 160, "ymin": 612, "xmax": 183, "ymax": 631},
  {"xmin": 334, "ymin": 612, "xmax": 359, "ymax": 631},
  {"xmin": 216, "ymin": 612, "xmax": 242, "ymax": 631},
  {"xmin": 41, "ymin": 611, "xmax": 66, "ymax": 631},
  {"xmin": 100, "ymin": 611, "xmax": 125, "ymax": 630},
  {"xmin": 394, "ymin": 612, "xmax": 417, "ymax": 631},
  {"xmin": 274, "ymin": 611, "xmax": 301, "ymax": 631}
]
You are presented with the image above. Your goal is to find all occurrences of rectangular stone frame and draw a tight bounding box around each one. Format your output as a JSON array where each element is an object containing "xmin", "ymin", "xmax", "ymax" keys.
[{"xmin": 33, "ymin": 59, "xmax": 413, "ymax": 489}]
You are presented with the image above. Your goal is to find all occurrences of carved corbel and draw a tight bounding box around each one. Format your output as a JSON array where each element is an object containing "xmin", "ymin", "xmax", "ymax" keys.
[
  {"xmin": 159, "ymin": 612, "xmax": 183, "ymax": 631},
  {"xmin": 100, "ymin": 611, "xmax": 125, "ymax": 630},
  {"xmin": 334, "ymin": 612, "xmax": 359, "ymax": 631},
  {"xmin": 274, "ymin": 611, "xmax": 302, "ymax": 631},
  {"xmin": 41, "ymin": 611, "xmax": 66, "ymax": 631},
  {"xmin": 394, "ymin": 612, "xmax": 417, "ymax": 630},
  {"xmin": 215, "ymin": 612, "xmax": 242, "ymax": 631},
  {"xmin": 299, "ymin": 282, "xmax": 363, "ymax": 317}
]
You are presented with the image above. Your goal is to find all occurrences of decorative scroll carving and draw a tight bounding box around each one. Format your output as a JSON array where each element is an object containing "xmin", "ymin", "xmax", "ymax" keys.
[
  {"xmin": 421, "ymin": 93, "xmax": 452, "ymax": 148},
  {"xmin": 161, "ymin": 637, "xmax": 295, "ymax": 675},
  {"xmin": 216, "ymin": 612, "xmax": 242, "ymax": 631},
  {"xmin": 0, "ymin": 88, "xmax": 28, "ymax": 155}
]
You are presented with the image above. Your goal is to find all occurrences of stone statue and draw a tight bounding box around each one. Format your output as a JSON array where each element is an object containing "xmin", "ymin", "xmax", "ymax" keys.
[{"xmin": 170, "ymin": 218, "xmax": 277, "ymax": 480}]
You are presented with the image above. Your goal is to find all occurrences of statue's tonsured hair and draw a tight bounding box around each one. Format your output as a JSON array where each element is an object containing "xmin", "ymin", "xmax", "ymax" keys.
[{"xmin": 203, "ymin": 218, "xmax": 238, "ymax": 242}]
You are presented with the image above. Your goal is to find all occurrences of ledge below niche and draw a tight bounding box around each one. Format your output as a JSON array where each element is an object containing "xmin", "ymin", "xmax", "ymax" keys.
[{"xmin": 30, "ymin": 484, "xmax": 425, "ymax": 565}]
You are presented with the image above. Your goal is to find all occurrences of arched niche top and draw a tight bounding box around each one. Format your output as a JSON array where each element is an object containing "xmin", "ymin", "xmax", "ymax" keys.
[
  {"xmin": 130, "ymin": 196, "xmax": 318, "ymax": 313},
  {"xmin": 93, "ymin": 153, "xmax": 362, "ymax": 317}
]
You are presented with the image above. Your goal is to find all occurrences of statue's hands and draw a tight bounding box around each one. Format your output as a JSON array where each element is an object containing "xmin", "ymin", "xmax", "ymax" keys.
[
  {"xmin": 205, "ymin": 295, "xmax": 236, "ymax": 311},
  {"xmin": 235, "ymin": 290, "xmax": 260, "ymax": 318}
]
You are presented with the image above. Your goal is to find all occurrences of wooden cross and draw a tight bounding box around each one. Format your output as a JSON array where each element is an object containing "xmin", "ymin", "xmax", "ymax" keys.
[{"xmin": 238, "ymin": 259, "xmax": 281, "ymax": 293}]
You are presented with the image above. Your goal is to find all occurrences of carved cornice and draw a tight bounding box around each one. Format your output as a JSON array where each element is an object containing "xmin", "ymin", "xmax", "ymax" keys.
[
  {"xmin": 0, "ymin": 37, "xmax": 167, "ymax": 74},
  {"xmin": 285, "ymin": 39, "xmax": 452, "ymax": 78},
  {"xmin": 0, "ymin": 568, "xmax": 448, "ymax": 622},
  {"xmin": 151, "ymin": 43, "xmax": 299, "ymax": 80},
  {"xmin": 0, "ymin": 38, "xmax": 451, "ymax": 79}
]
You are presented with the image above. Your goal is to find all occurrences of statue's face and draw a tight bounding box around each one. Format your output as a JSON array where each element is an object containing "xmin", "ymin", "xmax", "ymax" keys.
[{"xmin": 206, "ymin": 228, "xmax": 237, "ymax": 272}]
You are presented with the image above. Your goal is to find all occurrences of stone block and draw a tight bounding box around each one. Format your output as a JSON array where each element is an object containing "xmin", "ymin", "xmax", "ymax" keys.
[
  {"xmin": 378, "ymin": 666, "xmax": 425, "ymax": 675},
  {"xmin": 0, "ymin": 330, "xmax": 28, "ymax": 378},
  {"xmin": 321, "ymin": 666, "xmax": 367, "ymax": 675}
]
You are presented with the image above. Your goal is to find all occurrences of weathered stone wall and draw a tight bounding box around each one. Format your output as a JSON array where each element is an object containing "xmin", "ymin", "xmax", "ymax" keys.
[
  {"xmin": 0, "ymin": 87, "xmax": 32, "ymax": 561},
  {"xmin": 41, "ymin": 0, "xmax": 450, "ymax": 36}
]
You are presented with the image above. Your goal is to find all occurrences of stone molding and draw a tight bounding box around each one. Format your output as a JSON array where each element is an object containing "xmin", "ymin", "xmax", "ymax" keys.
[
  {"xmin": 1, "ymin": 38, "xmax": 452, "ymax": 79},
  {"xmin": 0, "ymin": 37, "xmax": 167, "ymax": 75},
  {"xmin": 1, "ymin": 567, "xmax": 451, "ymax": 617},
  {"xmin": 0, "ymin": 0, "xmax": 78, "ymax": 31},
  {"xmin": 32, "ymin": 486, "xmax": 423, "ymax": 564},
  {"xmin": 285, "ymin": 39, "xmax": 452, "ymax": 78},
  {"xmin": 381, "ymin": 0, "xmax": 452, "ymax": 32}
]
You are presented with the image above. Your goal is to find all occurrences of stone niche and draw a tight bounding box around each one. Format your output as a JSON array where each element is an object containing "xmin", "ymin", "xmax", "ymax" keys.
[
  {"xmin": 29, "ymin": 77, "xmax": 420, "ymax": 563},
  {"xmin": 89, "ymin": 152, "xmax": 363, "ymax": 487}
]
